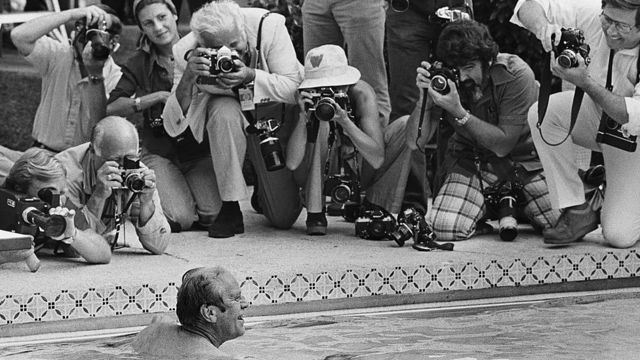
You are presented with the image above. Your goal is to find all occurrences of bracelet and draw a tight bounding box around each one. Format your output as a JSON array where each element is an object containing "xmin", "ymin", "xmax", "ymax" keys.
[
  {"xmin": 88, "ymin": 74, "xmax": 104, "ymax": 84},
  {"xmin": 454, "ymin": 109, "xmax": 472, "ymax": 127},
  {"xmin": 133, "ymin": 97, "xmax": 142, "ymax": 112}
]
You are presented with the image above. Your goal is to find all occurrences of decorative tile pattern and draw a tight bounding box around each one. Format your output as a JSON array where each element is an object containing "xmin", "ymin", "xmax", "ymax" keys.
[{"xmin": 1, "ymin": 250, "xmax": 639, "ymax": 325}]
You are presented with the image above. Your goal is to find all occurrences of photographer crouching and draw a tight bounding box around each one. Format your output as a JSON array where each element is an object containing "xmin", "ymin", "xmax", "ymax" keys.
[
  {"xmin": 407, "ymin": 19, "xmax": 559, "ymax": 242},
  {"xmin": 1, "ymin": 148, "xmax": 111, "ymax": 264},
  {"xmin": 513, "ymin": 0, "xmax": 640, "ymax": 248},
  {"xmin": 55, "ymin": 116, "xmax": 171, "ymax": 255},
  {"xmin": 288, "ymin": 45, "xmax": 413, "ymax": 235}
]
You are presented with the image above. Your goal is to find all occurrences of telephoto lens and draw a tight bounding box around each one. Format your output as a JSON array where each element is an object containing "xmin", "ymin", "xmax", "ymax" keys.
[
  {"xmin": 23, "ymin": 208, "xmax": 66, "ymax": 238},
  {"xmin": 497, "ymin": 195, "xmax": 518, "ymax": 241},
  {"xmin": 259, "ymin": 133, "xmax": 285, "ymax": 171}
]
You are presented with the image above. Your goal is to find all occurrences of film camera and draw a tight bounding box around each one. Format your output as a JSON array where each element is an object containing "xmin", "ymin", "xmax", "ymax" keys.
[
  {"xmin": 113, "ymin": 156, "xmax": 146, "ymax": 193},
  {"xmin": 324, "ymin": 174, "xmax": 360, "ymax": 204},
  {"xmin": 596, "ymin": 112, "xmax": 637, "ymax": 152},
  {"xmin": 304, "ymin": 88, "xmax": 351, "ymax": 122},
  {"xmin": 553, "ymin": 28, "xmax": 591, "ymax": 68},
  {"xmin": 195, "ymin": 46, "xmax": 241, "ymax": 86},
  {"xmin": 483, "ymin": 180, "xmax": 524, "ymax": 241},
  {"xmin": 73, "ymin": 19, "xmax": 118, "ymax": 61},
  {"xmin": 354, "ymin": 207, "xmax": 396, "ymax": 240},
  {"xmin": 247, "ymin": 118, "xmax": 286, "ymax": 171},
  {"xmin": 389, "ymin": 207, "xmax": 454, "ymax": 251},
  {"xmin": 428, "ymin": 61, "xmax": 460, "ymax": 95},
  {"xmin": 0, "ymin": 187, "xmax": 67, "ymax": 238}
]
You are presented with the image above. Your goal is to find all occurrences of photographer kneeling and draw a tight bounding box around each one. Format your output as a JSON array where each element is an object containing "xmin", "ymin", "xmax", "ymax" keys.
[
  {"xmin": 408, "ymin": 20, "xmax": 559, "ymax": 242},
  {"xmin": 513, "ymin": 0, "xmax": 640, "ymax": 248},
  {"xmin": 288, "ymin": 45, "xmax": 413, "ymax": 235},
  {"xmin": 2, "ymin": 148, "xmax": 111, "ymax": 264},
  {"xmin": 55, "ymin": 116, "xmax": 171, "ymax": 255}
]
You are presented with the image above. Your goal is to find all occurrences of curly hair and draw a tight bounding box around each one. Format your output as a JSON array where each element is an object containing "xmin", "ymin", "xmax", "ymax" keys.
[
  {"xmin": 436, "ymin": 19, "xmax": 499, "ymax": 67},
  {"xmin": 4, "ymin": 148, "xmax": 66, "ymax": 194},
  {"xmin": 176, "ymin": 267, "xmax": 233, "ymax": 327},
  {"xmin": 190, "ymin": 0, "xmax": 247, "ymax": 47}
]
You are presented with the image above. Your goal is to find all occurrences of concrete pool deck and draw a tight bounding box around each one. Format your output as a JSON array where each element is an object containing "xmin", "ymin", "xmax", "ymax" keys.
[{"xmin": 2, "ymin": 195, "xmax": 640, "ymax": 338}]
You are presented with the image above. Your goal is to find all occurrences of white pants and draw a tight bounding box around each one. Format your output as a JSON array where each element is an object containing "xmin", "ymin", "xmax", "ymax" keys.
[{"xmin": 528, "ymin": 91, "xmax": 640, "ymax": 248}]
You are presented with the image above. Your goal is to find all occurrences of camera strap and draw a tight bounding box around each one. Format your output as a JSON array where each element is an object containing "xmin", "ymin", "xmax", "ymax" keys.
[
  {"xmin": 323, "ymin": 121, "xmax": 360, "ymax": 184},
  {"xmin": 109, "ymin": 192, "xmax": 139, "ymax": 251},
  {"xmin": 72, "ymin": 27, "xmax": 90, "ymax": 79},
  {"xmin": 536, "ymin": 51, "xmax": 588, "ymax": 146}
]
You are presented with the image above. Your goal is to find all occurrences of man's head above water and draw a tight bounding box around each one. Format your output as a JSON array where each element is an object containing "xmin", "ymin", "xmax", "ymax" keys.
[{"xmin": 177, "ymin": 266, "xmax": 249, "ymax": 347}]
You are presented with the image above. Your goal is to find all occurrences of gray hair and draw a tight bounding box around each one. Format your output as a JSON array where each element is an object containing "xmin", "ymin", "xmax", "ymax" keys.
[
  {"xmin": 4, "ymin": 148, "xmax": 66, "ymax": 193},
  {"xmin": 176, "ymin": 266, "xmax": 233, "ymax": 326},
  {"xmin": 190, "ymin": 0, "xmax": 247, "ymax": 46}
]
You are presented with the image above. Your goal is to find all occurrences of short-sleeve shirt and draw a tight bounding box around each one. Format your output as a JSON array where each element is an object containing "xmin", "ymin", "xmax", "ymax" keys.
[{"xmin": 25, "ymin": 36, "xmax": 122, "ymax": 152}]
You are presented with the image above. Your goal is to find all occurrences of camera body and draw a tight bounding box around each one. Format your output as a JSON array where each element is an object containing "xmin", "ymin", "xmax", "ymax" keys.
[
  {"xmin": 304, "ymin": 88, "xmax": 351, "ymax": 122},
  {"xmin": 114, "ymin": 156, "xmax": 146, "ymax": 193},
  {"xmin": 555, "ymin": 28, "xmax": 591, "ymax": 68},
  {"xmin": 0, "ymin": 188, "xmax": 66, "ymax": 238},
  {"xmin": 249, "ymin": 118, "xmax": 286, "ymax": 171},
  {"xmin": 596, "ymin": 113, "xmax": 637, "ymax": 152},
  {"xmin": 203, "ymin": 46, "xmax": 240, "ymax": 75},
  {"xmin": 483, "ymin": 180, "xmax": 523, "ymax": 241},
  {"xmin": 73, "ymin": 19, "xmax": 114, "ymax": 61},
  {"xmin": 324, "ymin": 174, "xmax": 360, "ymax": 204},
  {"xmin": 389, "ymin": 207, "xmax": 425, "ymax": 246},
  {"xmin": 354, "ymin": 208, "xmax": 396, "ymax": 240},
  {"xmin": 428, "ymin": 61, "xmax": 460, "ymax": 95}
]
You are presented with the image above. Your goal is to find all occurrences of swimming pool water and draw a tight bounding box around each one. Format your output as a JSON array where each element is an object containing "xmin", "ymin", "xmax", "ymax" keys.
[{"xmin": 2, "ymin": 296, "xmax": 639, "ymax": 360}]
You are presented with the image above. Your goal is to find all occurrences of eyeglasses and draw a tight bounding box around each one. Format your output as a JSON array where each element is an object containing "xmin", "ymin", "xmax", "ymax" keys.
[
  {"xmin": 390, "ymin": 0, "xmax": 409, "ymax": 13},
  {"xmin": 599, "ymin": 12, "xmax": 636, "ymax": 35}
]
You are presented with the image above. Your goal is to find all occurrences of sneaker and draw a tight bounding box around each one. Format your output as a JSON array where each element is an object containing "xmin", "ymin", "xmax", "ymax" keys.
[
  {"xmin": 208, "ymin": 201, "xmax": 244, "ymax": 238},
  {"xmin": 543, "ymin": 202, "xmax": 599, "ymax": 245},
  {"xmin": 306, "ymin": 212, "xmax": 327, "ymax": 235}
]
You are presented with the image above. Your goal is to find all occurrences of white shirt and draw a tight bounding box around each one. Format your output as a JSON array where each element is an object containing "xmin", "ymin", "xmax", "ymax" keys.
[{"xmin": 510, "ymin": 0, "xmax": 640, "ymax": 134}]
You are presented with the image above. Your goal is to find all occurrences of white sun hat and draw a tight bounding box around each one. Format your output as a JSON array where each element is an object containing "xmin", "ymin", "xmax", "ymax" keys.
[{"xmin": 299, "ymin": 44, "xmax": 361, "ymax": 89}]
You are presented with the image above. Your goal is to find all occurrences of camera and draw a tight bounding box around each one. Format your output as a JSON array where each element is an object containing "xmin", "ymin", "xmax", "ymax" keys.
[
  {"xmin": 247, "ymin": 118, "xmax": 286, "ymax": 171},
  {"xmin": 389, "ymin": 207, "xmax": 425, "ymax": 247},
  {"xmin": 324, "ymin": 174, "xmax": 360, "ymax": 204},
  {"xmin": 73, "ymin": 19, "xmax": 116, "ymax": 61},
  {"xmin": 483, "ymin": 180, "xmax": 523, "ymax": 241},
  {"xmin": 115, "ymin": 156, "xmax": 146, "ymax": 193},
  {"xmin": 428, "ymin": 61, "xmax": 460, "ymax": 95},
  {"xmin": 596, "ymin": 112, "xmax": 637, "ymax": 152},
  {"xmin": 304, "ymin": 88, "xmax": 351, "ymax": 122},
  {"xmin": 354, "ymin": 208, "xmax": 396, "ymax": 240},
  {"xmin": 203, "ymin": 46, "xmax": 240, "ymax": 75},
  {"xmin": 0, "ymin": 187, "xmax": 67, "ymax": 238},
  {"xmin": 554, "ymin": 28, "xmax": 591, "ymax": 68}
]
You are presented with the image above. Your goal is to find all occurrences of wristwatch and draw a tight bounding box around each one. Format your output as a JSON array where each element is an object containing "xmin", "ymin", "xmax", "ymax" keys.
[
  {"xmin": 88, "ymin": 74, "xmax": 104, "ymax": 84},
  {"xmin": 133, "ymin": 97, "xmax": 142, "ymax": 112},
  {"xmin": 454, "ymin": 109, "xmax": 472, "ymax": 127}
]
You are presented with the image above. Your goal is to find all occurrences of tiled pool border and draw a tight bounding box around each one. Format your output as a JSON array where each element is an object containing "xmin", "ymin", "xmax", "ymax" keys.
[{"xmin": 1, "ymin": 249, "xmax": 638, "ymax": 325}]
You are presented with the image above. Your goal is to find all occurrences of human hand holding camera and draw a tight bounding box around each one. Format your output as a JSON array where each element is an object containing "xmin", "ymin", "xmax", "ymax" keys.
[
  {"xmin": 136, "ymin": 168, "xmax": 157, "ymax": 206},
  {"xmin": 184, "ymin": 47, "xmax": 213, "ymax": 81},
  {"xmin": 216, "ymin": 60, "xmax": 255, "ymax": 89},
  {"xmin": 49, "ymin": 207, "xmax": 77, "ymax": 244},
  {"xmin": 550, "ymin": 50, "xmax": 591, "ymax": 89},
  {"xmin": 296, "ymin": 90, "xmax": 314, "ymax": 121},
  {"xmin": 70, "ymin": 5, "xmax": 112, "ymax": 28},
  {"xmin": 94, "ymin": 160, "xmax": 123, "ymax": 200},
  {"xmin": 534, "ymin": 22, "xmax": 562, "ymax": 52}
]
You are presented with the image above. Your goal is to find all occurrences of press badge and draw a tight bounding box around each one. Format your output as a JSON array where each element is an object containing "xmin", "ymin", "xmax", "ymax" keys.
[{"xmin": 238, "ymin": 84, "xmax": 255, "ymax": 111}]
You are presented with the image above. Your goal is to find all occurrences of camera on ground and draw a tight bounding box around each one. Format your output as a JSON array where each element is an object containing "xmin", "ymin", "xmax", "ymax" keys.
[
  {"xmin": 483, "ymin": 180, "xmax": 523, "ymax": 242},
  {"xmin": 324, "ymin": 174, "xmax": 360, "ymax": 204},
  {"xmin": 354, "ymin": 207, "xmax": 396, "ymax": 241}
]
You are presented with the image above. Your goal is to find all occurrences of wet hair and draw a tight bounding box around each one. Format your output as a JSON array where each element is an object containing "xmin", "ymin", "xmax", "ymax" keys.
[
  {"xmin": 4, "ymin": 148, "xmax": 66, "ymax": 193},
  {"xmin": 133, "ymin": 0, "xmax": 177, "ymax": 29},
  {"xmin": 602, "ymin": 0, "xmax": 640, "ymax": 28},
  {"xmin": 176, "ymin": 267, "xmax": 232, "ymax": 326},
  {"xmin": 190, "ymin": 0, "xmax": 247, "ymax": 46},
  {"xmin": 436, "ymin": 19, "xmax": 499, "ymax": 67}
]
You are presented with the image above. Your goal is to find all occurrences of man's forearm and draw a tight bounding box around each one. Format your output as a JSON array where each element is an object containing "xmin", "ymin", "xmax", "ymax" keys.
[
  {"xmin": 82, "ymin": 78, "xmax": 108, "ymax": 124},
  {"xmin": 583, "ymin": 78, "xmax": 629, "ymax": 124},
  {"xmin": 175, "ymin": 73, "xmax": 196, "ymax": 114},
  {"xmin": 71, "ymin": 229, "xmax": 111, "ymax": 264},
  {"xmin": 11, "ymin": 10, "xmax": 73, "ymax": 54}
]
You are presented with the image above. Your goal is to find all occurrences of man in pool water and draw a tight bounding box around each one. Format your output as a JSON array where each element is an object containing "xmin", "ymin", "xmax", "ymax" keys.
[{"xmin": 133, "ymin": 266, "xmax": 249, "ymax": 358}]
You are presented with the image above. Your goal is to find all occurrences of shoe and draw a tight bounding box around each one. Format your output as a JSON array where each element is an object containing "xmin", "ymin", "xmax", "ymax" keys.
[
  {"xmin": 208, "ymin": 202, "xmax": 244, "ymax": 238},
  {"xmin": 251, "ymin": 182, "xmax": 263, "ymax": 214},
  {"xmin": 543, "ymin": 203, "xmax": 599, "ymax": 245},
  {"xmin": 306, "ymin": 212, "xmax": 327, "ymax": 235}
]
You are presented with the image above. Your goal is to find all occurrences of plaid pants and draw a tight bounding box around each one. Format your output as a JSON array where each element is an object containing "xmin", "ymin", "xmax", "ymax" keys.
[{"xmin": 428, "ymin": 169, "xmax": 560, "ymax": 241}]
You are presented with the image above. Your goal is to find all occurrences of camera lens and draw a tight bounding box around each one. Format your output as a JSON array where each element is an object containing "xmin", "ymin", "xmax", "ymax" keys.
[
  {"xmin": 91, "ymin": 43, "xmax": 110, "ymax": 61},
  {"xmin": 124, "ymin": 173, "xmax": 146, "ymax": 193},
  {"xmin": 605, "ymin": 117, "xmax": 620, "ymax": 130},
  {"xmin": 390, "ymin": 223, "xmax": 413, "ymax": 247},
  {"xmin": 218, "ymin": 57, "xmax": 235, "ymax": 73},
  {"xmin": 497, "ymin": 195, "xmax": 518, "ymax": 241},
  {"xmin": 332, "ymin": 184, "xmax": 352, "ymax": 203},
  {"xmin": 430, "ymin": 75, "xmax": 450, "ymax": 94},
  {"xmin": 557, "ymin": 51, "xmax": 577, "ymax": 68},
  {"xmin": 314, "ymin": 99, "xmax": 336, "ymax": 121},
  {"xmin": 259, "ymin": 135, "xmax": 285, "ymax": 172}
]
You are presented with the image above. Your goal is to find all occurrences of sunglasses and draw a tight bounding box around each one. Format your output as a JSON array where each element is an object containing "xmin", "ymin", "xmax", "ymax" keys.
[{"xmin": 390, "ymin": 0, "xmax": 409, "ymax": 13}]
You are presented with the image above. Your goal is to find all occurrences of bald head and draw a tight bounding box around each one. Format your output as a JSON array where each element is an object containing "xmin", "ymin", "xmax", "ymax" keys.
[{"xmin": 91, "ymin": 116, "xmax": 139, "ymax": 162}]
